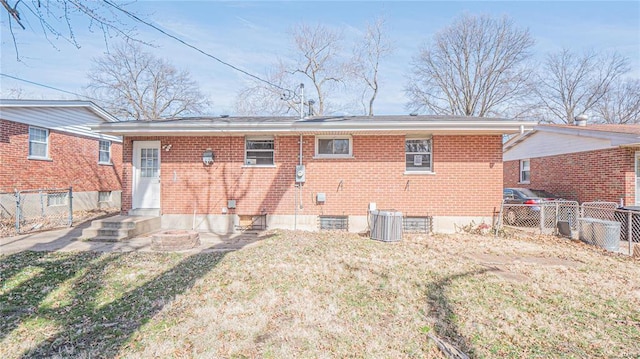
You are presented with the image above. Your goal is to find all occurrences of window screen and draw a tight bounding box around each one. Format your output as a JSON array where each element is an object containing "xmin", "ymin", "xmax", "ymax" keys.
[{"xmin": 405, "ymin": 138, "xmax": 432, "ymax": 172}]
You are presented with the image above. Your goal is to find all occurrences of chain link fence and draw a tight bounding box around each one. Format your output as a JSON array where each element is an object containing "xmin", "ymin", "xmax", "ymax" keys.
[
  {"xmin": 0, "ymin": 187, "xmax": 73, "ymax": 235},
  {"xmin": 499, "ymin": 201, "xmax": 638, "ymax": 256}
]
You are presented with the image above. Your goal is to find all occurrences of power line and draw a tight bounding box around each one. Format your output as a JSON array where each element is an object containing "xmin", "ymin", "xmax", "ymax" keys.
[
  {"xmin": 0, "ymin": 72, "xmax": 120, "ymax": 108},
  {"xmin": 102, "ymin": 0, "xmax": 293, "ymax": 95},
  {"xmin": 0, "ymin": 72, "xmax": 93, "ymax": 99}
]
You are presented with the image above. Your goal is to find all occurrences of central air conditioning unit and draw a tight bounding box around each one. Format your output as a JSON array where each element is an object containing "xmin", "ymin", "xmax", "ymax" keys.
[{"xmin": 369, "ymin": 210, "xmax": 403, "ymax": 242}]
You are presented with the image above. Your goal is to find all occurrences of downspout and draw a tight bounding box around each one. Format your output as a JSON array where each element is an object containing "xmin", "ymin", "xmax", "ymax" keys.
[
  {"xmin": 299, "ymin": 134, "xmax": 303, "ymax": 210},
  {"xmin": 299, "ymin": 134, "xmax": 303, "ymax": 166},
  {"xmin": 295, "ymin": 82, "xmax": 304, "ymax": 230},
  {"xmin": 294, "ymin": 134, "xmax": 303, "ymax": 230}
]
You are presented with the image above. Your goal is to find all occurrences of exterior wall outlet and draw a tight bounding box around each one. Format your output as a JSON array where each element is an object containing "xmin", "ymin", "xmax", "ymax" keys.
[
  {"xmin": 227, "ymin": 200, "xmax": 236, "ymax": 209},
  {"xmin": 316, "ymin": 192, "xmax": 326, "ymax": 203}
]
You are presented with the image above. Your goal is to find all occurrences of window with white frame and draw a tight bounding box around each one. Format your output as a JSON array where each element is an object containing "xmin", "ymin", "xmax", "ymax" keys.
[
  {"xmin": 99, "ymin": 140, "xmax": 111, "ymax": 164},
  {"xmin": 520, "ymin": 159, "xmax": 530, "ymax": 183},
  {"xmin": 47, "ymin": 192, "xmax": 68, "ymax": 207},
  {"xmin": 245, "ymin": 137, "xmax": 274, "ymax": 166},
  {"xmin": 315, "ymin": 136, "xmax": 352, "ymax": 158},
  {"xmin": 98, "ymin": 191, "xmax": 111, "ymax": 202},
  {"xmin": 405, "ymin": 137, "xmax": 432, "ymax": 172},
  {"xmin": 28, "ymin": 126, "xmax": 49, "ymax": 159}
]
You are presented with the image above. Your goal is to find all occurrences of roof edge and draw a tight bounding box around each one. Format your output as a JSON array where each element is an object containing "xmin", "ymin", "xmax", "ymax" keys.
[
  {"xmin": 0, "ymin": 99, "xmax": 120, "ymax": 123},
  {"xmin": 89, "ymin": 118, "xmax": 537, "ymax": 136}
]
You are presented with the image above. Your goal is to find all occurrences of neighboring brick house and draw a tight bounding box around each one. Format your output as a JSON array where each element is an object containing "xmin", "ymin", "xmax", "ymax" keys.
[
  {"xmin": 503, "ymin": 122, "xmax": 640, "ymax": 205},
  {"xmin": 0, "ymin": 100, "xmax": 123, "ymax": 212},
  {"xmin": 92, "ymin": 116, "xmax": 534, "ymax": 233}
]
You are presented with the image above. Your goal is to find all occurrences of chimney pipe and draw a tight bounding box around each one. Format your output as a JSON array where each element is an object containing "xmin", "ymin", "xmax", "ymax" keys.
[{"xmin": 574, "ymin": 114, "xmax": 588, "ymax": 127}]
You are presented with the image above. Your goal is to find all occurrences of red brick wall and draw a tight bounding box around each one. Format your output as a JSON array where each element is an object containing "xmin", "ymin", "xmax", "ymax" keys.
[
  {"xmin": 503, "ymin": 147, "xmax": 635, "ymax": 204},
  {"xmin": 122, "ymin": 134, "xmax": 503, "ymax": 217},
  {"xmin": 0, "ymin": 119, "xmax": 123, "ymax": 192}
]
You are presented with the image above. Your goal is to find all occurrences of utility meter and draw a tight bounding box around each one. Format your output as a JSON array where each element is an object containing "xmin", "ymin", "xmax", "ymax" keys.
[{"xmin": 295, "ymin": 165, "xmax": 306, "ymax": 183}]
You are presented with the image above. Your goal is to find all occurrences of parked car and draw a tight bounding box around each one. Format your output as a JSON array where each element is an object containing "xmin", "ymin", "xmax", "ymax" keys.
[{"xmin": 502, "ymin": 188, "xmax": 562, "ymax": 225}]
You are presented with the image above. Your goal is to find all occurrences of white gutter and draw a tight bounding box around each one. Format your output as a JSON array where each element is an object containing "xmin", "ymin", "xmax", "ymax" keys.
[{"xmin": 91, "ymin": 120, "xmax": 537, "ymax": 136}]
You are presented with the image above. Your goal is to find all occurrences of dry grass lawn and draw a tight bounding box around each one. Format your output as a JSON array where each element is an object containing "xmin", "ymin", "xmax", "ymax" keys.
[{"xmin": 1, "ymin": 230, "xmax": 639, "ymax": 358}]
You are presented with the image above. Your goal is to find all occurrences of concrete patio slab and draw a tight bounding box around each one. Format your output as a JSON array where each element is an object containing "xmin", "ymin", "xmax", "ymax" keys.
[{"xmin": 1, "ymin": 226, "xmax": 266, "ymax": 255}]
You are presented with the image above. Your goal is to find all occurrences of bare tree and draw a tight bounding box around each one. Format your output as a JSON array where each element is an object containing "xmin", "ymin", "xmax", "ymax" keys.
[
  {"xmin": 234, "ymin": 64, "xmax": 301, "ymax": 116},
  {"xmin": 86, "ymin": 42, "xmax": 210, "ymax": 121},
  {"xmin": 351, "ymin": 17, "xmax": 393, "ymax": 116},
  {"xmin": 595, "ymin": 79, "xmax": 640, "ymax": 124},
  {"xmin": 1, "ymin": 87, "xmax": 27, "ymax": 99},
  {"xmin": 1, "ymin": 0, "xmax": 140, "ymax": 60},
  {"xmin": 236, "ymin": 23, "xmax": 352, "ymax": 116},
  {"xmin": 406, "ymin": 14, "xmax": 535, "ymax": 117},
  {"xmin": 535, "ymin": 49, "xmax": 630, "ymax": 124}
]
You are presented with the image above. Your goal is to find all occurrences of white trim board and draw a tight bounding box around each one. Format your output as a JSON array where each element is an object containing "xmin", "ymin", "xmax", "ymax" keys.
[{"xmin": 504, "ymin": 131, "xmax": 615, "ymax": 161}]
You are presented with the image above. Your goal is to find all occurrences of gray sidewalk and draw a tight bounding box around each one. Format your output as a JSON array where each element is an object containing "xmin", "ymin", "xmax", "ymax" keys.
[{"xmin": 1, "ymin": 226, "xmax": 265, "ymax": 255}]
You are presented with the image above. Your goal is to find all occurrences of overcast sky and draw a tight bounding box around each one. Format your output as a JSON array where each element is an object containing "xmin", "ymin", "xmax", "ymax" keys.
[{"xmin": 1, "ymin": 0, "xmax": 638, "ymax": 116}]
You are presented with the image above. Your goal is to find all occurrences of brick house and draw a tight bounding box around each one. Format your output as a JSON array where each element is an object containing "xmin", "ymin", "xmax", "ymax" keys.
[
  {"xmin": 92, "ymin": 115, "xmax": 534, "ymax": 233},
  {"xmin": 0, "ymin": 100, "xmax": 123, "ymax": 211},
  {"xmin": 503, "ymin": 122, "xmax": 640, "ymax": 205}
]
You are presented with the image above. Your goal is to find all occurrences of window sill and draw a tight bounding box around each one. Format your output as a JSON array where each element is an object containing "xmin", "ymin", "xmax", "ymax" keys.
[
  {"xmin": 404, "ymin": 171, "xmax": 436, "ymax": 175},
  {"xmin": 98, "ymin": 162, "xmax": 113, "ymax": 166},
  {"xmin": 28, "ymin": 156, "xmax": 52, "ymax": 162},
  {"xmin": 312, "ymin": 155, "xmax": 355, "ymax": 159},
  {"xmin": 518, "ymin": 181, "xmax": 530, "ymax": 184},
  {"xmin": 242, "ymin": 165, "xmax": 276, "ymax": 168}
]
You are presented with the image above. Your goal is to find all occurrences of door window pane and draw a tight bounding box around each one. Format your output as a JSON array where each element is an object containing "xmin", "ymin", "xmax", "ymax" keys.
[{"xmin": 140, "ymin": 148, "xmax": 159, "ymax": 177}]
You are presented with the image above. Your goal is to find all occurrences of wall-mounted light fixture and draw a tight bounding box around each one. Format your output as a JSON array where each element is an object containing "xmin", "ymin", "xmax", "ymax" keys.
[
  {"xmin": 162, "ymin": 144, "xmax": 172, "ymax": 151},
  {"xmin": 202, "ymin": 148, "xmax": 214, "ymax": 165}
]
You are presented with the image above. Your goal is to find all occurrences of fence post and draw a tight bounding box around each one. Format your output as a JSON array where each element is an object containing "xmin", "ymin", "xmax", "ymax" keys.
[
  {"xmin": 67, "ymin": 186, "xmax": 73, "ymax": 227},
  {"xmin": 555, "ymin": 202, "xmax": 559, "ymax": 235},
  {"xmin": 14, "ymin": 190, "xmax": 20, "ymax": 234},
  {"xmin": 539, "ymin": 204, "xmax": 545, "ymax": 234},
  {"xmin": 39, "ymin": 190, "xmax": 45, "ymax": 217},
  {"xmin": 628, "ymin": 211, "xmax": 633, "ymax": 256}
]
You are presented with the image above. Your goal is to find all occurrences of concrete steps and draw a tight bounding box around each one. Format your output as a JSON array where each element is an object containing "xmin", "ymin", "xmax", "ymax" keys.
[{"xmin": 82, "ymin": 215, "xmax": 161, "ymax": 242}]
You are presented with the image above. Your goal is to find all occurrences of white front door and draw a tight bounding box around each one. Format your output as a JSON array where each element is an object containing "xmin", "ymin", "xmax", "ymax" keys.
[
  {"xmin": 636, "ymin": 152, "xmax": 640, "ymax": 205},
  {"xmin": 132, "ymin": 141, "xmax": 161, "ymax": 210}
]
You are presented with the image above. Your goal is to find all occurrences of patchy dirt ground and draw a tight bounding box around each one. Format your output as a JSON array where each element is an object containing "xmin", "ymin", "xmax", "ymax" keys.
[{"xmin": 2, "ymin": 230, "xmax": 639, "ymax": 358}]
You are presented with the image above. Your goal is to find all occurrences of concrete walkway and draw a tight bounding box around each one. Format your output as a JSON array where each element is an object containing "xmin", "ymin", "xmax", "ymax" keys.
[{"xmin": 1, "ymin": 225, "xmax": 266, "ymax": 255}]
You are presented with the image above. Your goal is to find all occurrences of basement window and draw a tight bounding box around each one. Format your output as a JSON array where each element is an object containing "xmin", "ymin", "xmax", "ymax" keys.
[
  {"xmin": 98, "ymin": 191, "xmax": 112, "ymax": 202},
  {"xmin": 236, "ymin": 215, "xmax": 267, "ymax": 231},
  {"xmin": 403, "ymin": 216, "xmax": 431, "ymax": 233},
  {"xmin": 319, "ymin": 216, "xmax": 348, "ymax": 231},
  {"xmin": 245, "ymin": 137, "xmax": 274, "ymax": 166},
  {"xmin": 47, "ymin": 192, "xmax": 68, "ymax": 207},
  {"xmin": 315, "ymin": 136, "xmax": 352, "ymax": 158},
  {"xmin": 520, "ymin": 159, "xmax": 530, "ymax": 183}
]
